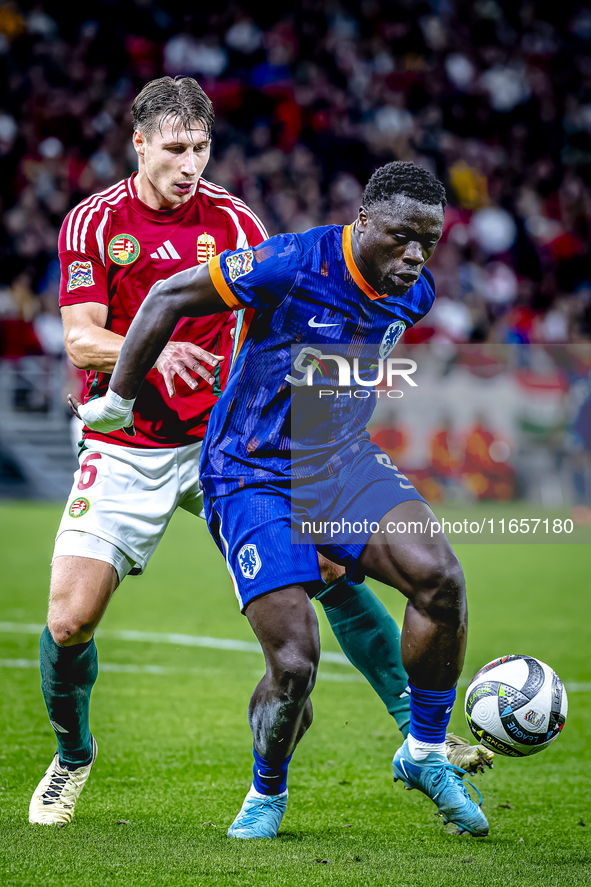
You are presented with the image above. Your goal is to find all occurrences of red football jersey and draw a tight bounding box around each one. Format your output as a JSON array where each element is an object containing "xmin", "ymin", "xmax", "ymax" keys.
[{"xmin": 59, "ymin": 174, "xmax": 268, "ymax": 448}]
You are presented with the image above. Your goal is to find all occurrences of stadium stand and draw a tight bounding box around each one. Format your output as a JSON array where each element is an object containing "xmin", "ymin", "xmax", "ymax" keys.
[{"xmin": 0, "ymin": 1, "xmax": 589, "ymax": 499}]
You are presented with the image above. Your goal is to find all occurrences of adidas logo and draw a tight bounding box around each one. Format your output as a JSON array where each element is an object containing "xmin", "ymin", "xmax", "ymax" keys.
[
  {"xmin": 50, "ymin": 719, "xmax": 69, "ymax": 734},
  {"xmin": 150, "ymin": 240, "xmax": 181, "ymax": 260}
]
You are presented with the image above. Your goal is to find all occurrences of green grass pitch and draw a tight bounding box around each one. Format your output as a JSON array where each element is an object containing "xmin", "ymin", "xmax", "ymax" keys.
[{"xmin": 0, "ymin": 501, "xmax": 589, "ymax": 887}]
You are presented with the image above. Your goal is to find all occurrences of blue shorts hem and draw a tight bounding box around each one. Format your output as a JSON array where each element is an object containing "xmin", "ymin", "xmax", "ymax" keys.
[{"xmin": 238, "ymin": 573, "xmax": 325, "ymax": 612}]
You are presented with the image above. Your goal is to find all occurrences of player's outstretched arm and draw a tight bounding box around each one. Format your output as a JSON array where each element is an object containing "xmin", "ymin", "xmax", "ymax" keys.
[
  {"xmin": 111, "ymin": 263, "xmax": 227, "ymax": 399},
  {"xmin": 63, "ymin": 298, "xmax": 223, "ymax": 393},
  {"xmin": 69, "ymin": 263, "xmax": 230, "ymax": 432}
]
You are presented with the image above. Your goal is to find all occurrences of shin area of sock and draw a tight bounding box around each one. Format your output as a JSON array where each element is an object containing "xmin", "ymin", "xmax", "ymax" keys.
[
  {"xmin": 40, "ymin": 626, "xmax": 98, "ymax": 768},
  {"xmin": 252, "ymin": 747, "xmax": 293, "ymax": 795},
  {"xmin": 409, "ymin": 683, "xmax": 456, "ymax": 746},
  {"xmin": 316, "ymin": 577, "xmax": 410, "ymax": 732}
]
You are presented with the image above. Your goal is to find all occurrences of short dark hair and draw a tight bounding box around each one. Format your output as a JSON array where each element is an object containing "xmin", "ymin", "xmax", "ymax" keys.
[
  {"xmin": 362, "ymin": 161, "xmax": 447, "ymax": 211},
  {"xmin": 131, "ymin": 76, "xmax": 215, "ymax": 141}
]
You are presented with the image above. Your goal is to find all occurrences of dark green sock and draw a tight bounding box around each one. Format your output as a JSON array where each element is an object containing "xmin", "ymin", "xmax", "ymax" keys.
[
  {"xmin": 316, "ymin": 578, "xmax": 410, "ymax": 737},
  {"xmin": 39, "ymin": 626, "xmax": 97, "ymax": 768}
]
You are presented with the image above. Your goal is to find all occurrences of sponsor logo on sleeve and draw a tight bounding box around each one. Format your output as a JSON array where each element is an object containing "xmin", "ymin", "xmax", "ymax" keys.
[
  {"xmin": 237, "ymin": 543, "xmax": 261, "ymax": 579},
  {"xmin": 108, "ymin": 234, "xmax": 140, "ymax": 266},
  {"xmin": 197, "ymin": 231, "xmax": 217, "ymax": 264},
  {"xmin": 67, "ymin": 261, "xmax": 94, "ymax": 291},
  {"xmin": 226, "ymin": 250, "xmax": 254, "ymax": 283},
  {"xmin": 68, "ymin": 497, "xmax": 90, "ymax": 518}
]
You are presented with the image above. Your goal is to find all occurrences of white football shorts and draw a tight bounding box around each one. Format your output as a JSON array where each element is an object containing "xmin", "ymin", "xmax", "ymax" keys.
[{"xmin": 53, "ymin": 439, "xmax": 203, "ymax": 582}]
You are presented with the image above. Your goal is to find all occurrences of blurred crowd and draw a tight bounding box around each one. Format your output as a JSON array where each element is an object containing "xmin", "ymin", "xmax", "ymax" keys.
[
  {"xmin": 366, "ymin": 344, "xmax": 591, "ymax": 512},
  {"xmin": 0, "ymin": 0, "xmax": 591, "ymax": 357},
  {"xmin": 373, "ymin": 418, "xmax": 517, "ymax": 503}
]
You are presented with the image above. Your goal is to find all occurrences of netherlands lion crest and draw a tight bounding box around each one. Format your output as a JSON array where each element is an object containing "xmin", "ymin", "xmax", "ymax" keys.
[
  {"xmin": 379, "ymin": 320, "xmax": 406, "ymax": 359},
  {"xmin": 237, "ymin": 544, "xmax": 261, "ymax": 579}
]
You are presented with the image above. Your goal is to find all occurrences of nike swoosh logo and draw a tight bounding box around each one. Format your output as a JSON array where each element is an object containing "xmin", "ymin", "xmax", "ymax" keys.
[
  {"xmin": 445, "ymin": 705, "xmax": 454, "ymax": 714},
  {"xmin": 399, "ymin": 759, "xmax": 410, "ymax": 780},
  {"xmin": 258, "ymin": 770, "xmax": 281, "ymax": 779},
  {"xmin": 308, "ymin": 316, "xmax": 341, "ymax": 328}
]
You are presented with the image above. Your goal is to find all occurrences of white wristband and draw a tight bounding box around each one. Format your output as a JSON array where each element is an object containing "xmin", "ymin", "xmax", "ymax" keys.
[
  {"xmin": 77, "ymin": 387, "xmax": 136, "ymax": 433},
  {"xmin": 105, "ymin": 387, "xmax": 136, "ymax": 413}
]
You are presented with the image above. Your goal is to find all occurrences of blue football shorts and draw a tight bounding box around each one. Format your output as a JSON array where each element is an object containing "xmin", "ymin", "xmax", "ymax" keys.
[{"xmin": 203, "ymin": 440, "xmax": 425, "ymax": 611}]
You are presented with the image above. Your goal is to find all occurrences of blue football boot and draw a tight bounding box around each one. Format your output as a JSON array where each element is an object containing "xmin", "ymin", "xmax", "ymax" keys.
[
  {"xmin": 392, "ymin": 738, "xmax": 489, "ymax": 836},
  {"xmin": 227, "ymin": 785, "xmax": 288, "ymax": 839}
]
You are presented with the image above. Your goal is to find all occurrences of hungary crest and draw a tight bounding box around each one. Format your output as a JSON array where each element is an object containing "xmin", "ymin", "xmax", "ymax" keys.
[
  {"xmin": 69, "ymin": 497, "xmax": 90, "ymax": 518},
  {"xmin": 197, "ymin": 231, "xmax": 216, "ymax": 264},
  {"xmin": 108, "ymin": 234, "xmax": 140, "ymax": 266}
]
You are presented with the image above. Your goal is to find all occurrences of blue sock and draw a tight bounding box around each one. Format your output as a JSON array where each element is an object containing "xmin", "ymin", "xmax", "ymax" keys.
[
  {"xmin": 409, "ymin": 683, "xmax": 457, "ymax": 744},
  {"xmin": 39, "ymin": 626, "xmax": 97, "ymax": 769},
  {"xmin": 252, "ymin": 746, "xmax": 292, "ymax": 795}
]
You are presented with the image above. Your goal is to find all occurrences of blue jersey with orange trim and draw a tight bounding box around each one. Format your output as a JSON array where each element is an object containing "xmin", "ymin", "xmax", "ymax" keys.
[{"xmin": 200, "ymin": 224, "xmax": 436, "ymax": 497}]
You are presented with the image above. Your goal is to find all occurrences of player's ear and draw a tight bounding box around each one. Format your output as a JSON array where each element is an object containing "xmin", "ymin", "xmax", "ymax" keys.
[
  {"xmin": 357, "ymin": 206, "xmax": 369, "ymax": 229},
  {"xmin": 132, "ymin": 129, "xmax": 146, "ymax": 156}
]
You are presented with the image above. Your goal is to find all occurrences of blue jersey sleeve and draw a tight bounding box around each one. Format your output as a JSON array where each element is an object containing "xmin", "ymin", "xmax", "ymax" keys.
[{"xmin": 209, "ymin": 233, "xmax": 300, "ymax": 311}]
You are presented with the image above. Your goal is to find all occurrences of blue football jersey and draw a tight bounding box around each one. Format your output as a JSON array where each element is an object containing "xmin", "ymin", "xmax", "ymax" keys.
[{"xmin": 201, "ymin": 224, "xmax": 436, "ymax": 498}]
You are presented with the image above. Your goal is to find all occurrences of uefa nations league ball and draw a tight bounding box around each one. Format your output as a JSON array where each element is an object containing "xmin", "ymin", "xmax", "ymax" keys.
[{"xmin": 464, "ymin": 655, "xmax": 568, "ymax": 757}]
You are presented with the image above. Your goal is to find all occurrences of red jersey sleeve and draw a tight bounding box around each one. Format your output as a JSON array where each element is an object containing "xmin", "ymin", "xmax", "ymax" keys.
[
  {"xmin": 58, "ymin": 207, "xmax": 108, "ymax": 308},
  {"xmin": 239, "ymin": 207, "xmax": 269, "ymax": 248},
  {"xmin": 198, "ymin": 178, "xmax": 269, "ymax": 251}
]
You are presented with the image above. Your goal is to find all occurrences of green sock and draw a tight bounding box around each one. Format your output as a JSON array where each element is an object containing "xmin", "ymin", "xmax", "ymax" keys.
[
  {"xmin": 316, "ymin": 578, "xmax": 410, "ymax": 738},
  {"xmin": 39, "ymin": 626, "xmax": 97, "ymax": 768}
]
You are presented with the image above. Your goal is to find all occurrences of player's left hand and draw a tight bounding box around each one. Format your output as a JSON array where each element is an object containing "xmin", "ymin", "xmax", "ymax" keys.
[
  {"xmin": 67, "ymin": 389, "xmax": 136, "ymax": 435},
  {"xmin": 155, "ymin": 341, "xmax": 225, "ymax": 397}
]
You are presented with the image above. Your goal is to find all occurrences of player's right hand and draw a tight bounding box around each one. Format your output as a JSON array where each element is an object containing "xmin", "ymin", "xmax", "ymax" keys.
[
  {"xmin": 67, "ymin": 388, "xmax": 136, "ymax": 435},
  {"xmin": 155, "ymin": 341, "xmax": 225, "ymax": 398}
]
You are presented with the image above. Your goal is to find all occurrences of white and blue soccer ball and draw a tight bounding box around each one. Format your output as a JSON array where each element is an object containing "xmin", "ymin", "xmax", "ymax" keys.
[{"xmin": 464, "ymin": 655, "xmax": 568, "ymax": 757}]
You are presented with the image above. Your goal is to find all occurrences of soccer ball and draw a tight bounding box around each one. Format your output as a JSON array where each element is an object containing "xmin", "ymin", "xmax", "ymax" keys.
[{"xmin": 464, "ymin": 655, "xmax": 568, "ymax": 757}]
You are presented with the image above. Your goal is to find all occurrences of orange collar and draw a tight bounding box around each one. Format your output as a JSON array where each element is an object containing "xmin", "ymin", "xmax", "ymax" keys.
[{"xmin": 342, "ymin": 224, "xmax": 387, "ymax": 301}]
